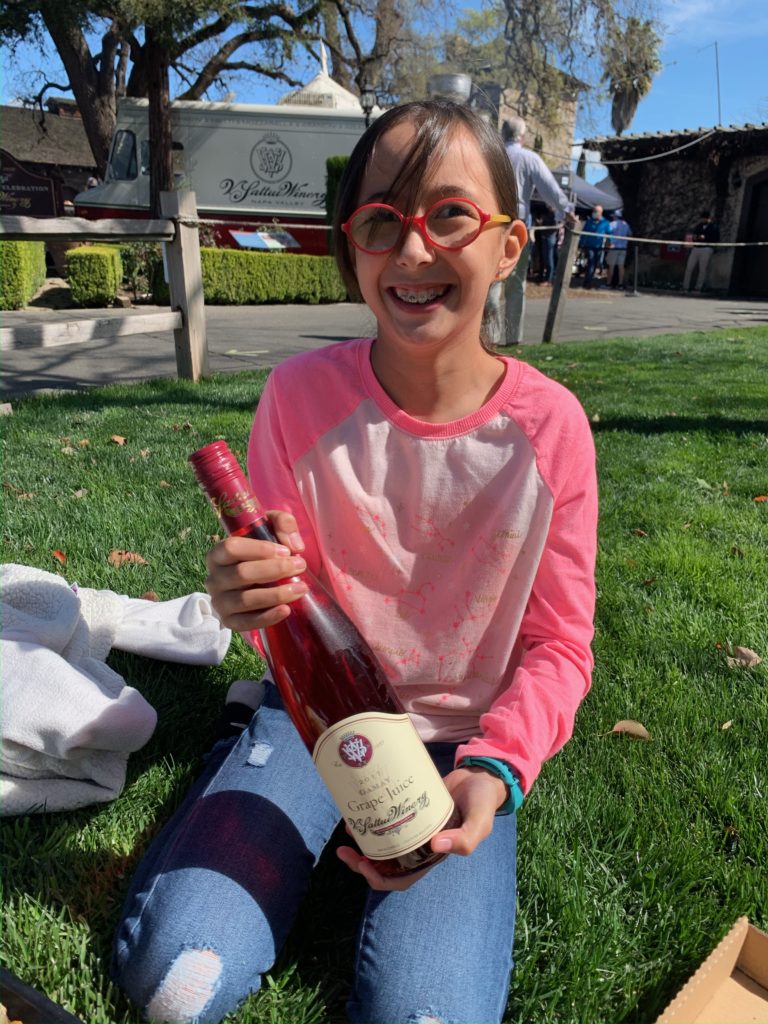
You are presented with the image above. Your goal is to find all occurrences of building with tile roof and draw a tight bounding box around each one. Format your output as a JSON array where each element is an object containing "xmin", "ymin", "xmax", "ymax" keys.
[
  {"xmin": 583, "ymin": 122, "xmax": 768, "ymax": 296},
  {"xmin": 1, "ymin": 100, "xmax": 97, "ymax": 215}
]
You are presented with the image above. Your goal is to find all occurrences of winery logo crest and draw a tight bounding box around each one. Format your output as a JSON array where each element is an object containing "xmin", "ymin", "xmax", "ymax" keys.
[
  {"xmin": 250, "ymin": 133, "xmax": 292, "ymax": 182},
  {"xmin": 338, "ymin": 732, "xmax": 373, "ymax": 768}
]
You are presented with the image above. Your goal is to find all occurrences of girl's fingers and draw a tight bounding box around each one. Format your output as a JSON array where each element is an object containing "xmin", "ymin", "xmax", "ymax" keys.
[
  {"xmin": 336, "ymin": 846, "xmax": 430, "ymax": 892},
  {"xmin": 266, "ymin": 510, "xmax": 305, "ymax": 553},
  {"xmin": 205, "ymin": 553, "xmax": 306, "ymax": 594}
]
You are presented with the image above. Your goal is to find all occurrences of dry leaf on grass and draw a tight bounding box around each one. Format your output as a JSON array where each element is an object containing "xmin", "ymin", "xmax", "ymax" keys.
[
  {"xmin": 610, "ymin": 719, "xmax": 652, "ymax": 741},
  {"xmin": 721, "ymin": 720, "xmax": 733, "ymax": 730},
  {"xmin": 753, "ymin": 495, "xmax": 767, "ymax": 503},
  {"xmin": 51, "ymin": 549, "xmax": 67, "ymax": 565},
  {"xmin": 111, "ymin": 435, "xmax": 127, "ymax": 446},
  {"xmin": 726, "ymin": 645, "xmax": 762, "ymax": 669},
  {"xmin": 108, "ymin": 549, "xmax": 148, "ymax": 567},
  {"xmin": 139, "ymin": 591, "xmax": 159, "ymax": 601}
]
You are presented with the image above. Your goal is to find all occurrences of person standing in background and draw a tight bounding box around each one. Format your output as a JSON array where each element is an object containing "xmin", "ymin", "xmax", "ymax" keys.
[
  {"xmin": 605, "ymin": 210, "xmax": 631, "ymax": 289},
  {"xmin": 486, "ymin": 116, "xmax": 575, "ymax": 344},
  {"xmin": 683, "ymin": 211, "xmax": 719, "ymax": 292},
  {"xmin": 579, "ymin": 205, "xmax": 610, "ymax": 289}
]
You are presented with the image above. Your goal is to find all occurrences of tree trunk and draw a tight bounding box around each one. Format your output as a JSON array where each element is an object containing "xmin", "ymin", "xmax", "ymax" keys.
[
  {"xmin": 145, "ymin": 25, "xmax": 173, "ymax": 219},
  {"xmin": 40, "ymin": 3, "xmax": 116, "ymax": 176}
]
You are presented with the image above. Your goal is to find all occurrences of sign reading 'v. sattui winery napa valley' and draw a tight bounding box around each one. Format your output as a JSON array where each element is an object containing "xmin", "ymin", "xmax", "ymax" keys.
[
  {"xmin": 218, "ymin": 134, "xmax": 325, "ymax": 208},
  {"xmin": 1, "ymin": 149, "xmax": 63, "ymax": 216}
]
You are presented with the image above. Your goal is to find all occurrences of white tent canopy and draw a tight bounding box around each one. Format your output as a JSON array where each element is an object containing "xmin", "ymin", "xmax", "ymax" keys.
[{"xmin": 278, "ymin": 44, "xmax": 376, "ymax": 112}]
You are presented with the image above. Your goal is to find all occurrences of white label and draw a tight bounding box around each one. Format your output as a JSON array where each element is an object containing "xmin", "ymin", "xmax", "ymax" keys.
[{"xmin": 313, "ymin": 712, "xmax": 455, "ymax": 861}]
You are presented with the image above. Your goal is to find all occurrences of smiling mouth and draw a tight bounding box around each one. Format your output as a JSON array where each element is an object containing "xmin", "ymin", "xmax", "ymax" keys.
[{"xmin": 392, "ymin": 286, "xmax": 449, "ymax": 305}]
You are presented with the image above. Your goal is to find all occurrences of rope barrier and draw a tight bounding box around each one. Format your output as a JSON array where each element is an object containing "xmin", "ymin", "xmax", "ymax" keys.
[
  {"xmin": 195, "ymin": 217, "xmax": 330, "ymax": 231},
  {"xmin": 183, "ymin": 216, "xmax": 767, "ymax": 250},
  {"xmin": 530, "ymin": 225, "xmax": 768, "ymax": 248}
]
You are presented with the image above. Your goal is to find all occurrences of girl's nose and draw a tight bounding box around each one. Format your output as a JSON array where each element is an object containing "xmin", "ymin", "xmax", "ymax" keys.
[{"xmin": 395, "ymin": 221, "xmax": 435, "ymax": 264}]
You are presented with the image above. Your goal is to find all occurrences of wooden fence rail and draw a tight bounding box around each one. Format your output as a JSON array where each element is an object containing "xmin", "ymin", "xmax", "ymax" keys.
[{"xmin": 0, "ymin": 191, "xmax": 207, "ymax": 381}]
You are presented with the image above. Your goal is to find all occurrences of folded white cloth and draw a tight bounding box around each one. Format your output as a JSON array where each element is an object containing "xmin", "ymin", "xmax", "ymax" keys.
[{"xmin": 1, "ymin": 563, "xmax": 231, "ymax": 815}]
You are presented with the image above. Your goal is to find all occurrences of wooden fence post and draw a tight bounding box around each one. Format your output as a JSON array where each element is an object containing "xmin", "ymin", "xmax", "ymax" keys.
[
  {"xmin": 541, "ymin": 220, "xmax": 582, "ymax": 344},
  {"xmin": 160, "ymin": 190, "xmax": 208, "ymax": 380}
]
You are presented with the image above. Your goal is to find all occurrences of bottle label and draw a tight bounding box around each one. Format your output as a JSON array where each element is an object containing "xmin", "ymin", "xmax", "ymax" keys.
[{"xmin": 313, "ymin": 712, "xmax": 455, "ymax": 861}]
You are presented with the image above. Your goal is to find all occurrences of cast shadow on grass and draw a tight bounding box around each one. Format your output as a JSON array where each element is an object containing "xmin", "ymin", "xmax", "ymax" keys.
[
  {"xmin": 591, "ymin": 414, "xmax": 768, "ymax": 437},
  {"xmin": 6, "ymin": 374, "xmax": 270, "ymax": 414}
]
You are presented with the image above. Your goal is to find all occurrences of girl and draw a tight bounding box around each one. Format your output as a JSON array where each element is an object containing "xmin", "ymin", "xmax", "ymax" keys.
[{"xmin": 113, "ymin": 100, "xmax": 597, "ymax": 1024}]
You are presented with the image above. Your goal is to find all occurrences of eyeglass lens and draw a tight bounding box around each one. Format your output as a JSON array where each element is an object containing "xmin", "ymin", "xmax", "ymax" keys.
[{"xmin": 348, "ymin": 199, "xmax": 483, "ymax": 251}]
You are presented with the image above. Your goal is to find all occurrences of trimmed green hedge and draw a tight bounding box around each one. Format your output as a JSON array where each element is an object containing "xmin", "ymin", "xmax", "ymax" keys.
[
  {"xmin": 66, "ymin": 245, "xmax": 123, "ymax": 307},
  {"xmin": 0, "ymin": 240, "xmax": 47, "ymax": 310},
  {"xmin": 153, "ymin": 248, "xmax": 347, "ymax": 305}
]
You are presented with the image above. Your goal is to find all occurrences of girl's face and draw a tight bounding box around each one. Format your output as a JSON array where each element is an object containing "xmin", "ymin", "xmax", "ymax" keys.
[{"xmin": 350, "ymin": 119, "xmax": 525, "ymax": 358}]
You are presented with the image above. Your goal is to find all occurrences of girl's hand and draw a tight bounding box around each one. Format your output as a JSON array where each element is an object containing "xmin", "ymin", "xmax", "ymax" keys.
[
  {"xmin": 204, "ymin": 511, "xmax": 308, "ymax": 632},
  {"xmin": 336, "ymin": 765, "xmax": 508, "ymax": 892}
]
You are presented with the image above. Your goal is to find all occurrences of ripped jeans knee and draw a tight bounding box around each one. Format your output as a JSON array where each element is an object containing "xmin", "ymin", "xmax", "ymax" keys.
[{"xmin": 145, "ymin": 948, "xmax": 222, "ymax": 1022}]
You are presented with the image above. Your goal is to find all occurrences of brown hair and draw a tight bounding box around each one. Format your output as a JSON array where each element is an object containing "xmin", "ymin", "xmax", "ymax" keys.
[{"xmin": 332, "ymin": 100, "xmax": 518, "ymax": 301}]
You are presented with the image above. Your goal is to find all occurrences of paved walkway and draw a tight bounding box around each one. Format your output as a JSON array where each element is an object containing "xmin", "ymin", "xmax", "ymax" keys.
[{"xmin": 2, "ymin": 290, "xmax": 767, "ymax": 398}]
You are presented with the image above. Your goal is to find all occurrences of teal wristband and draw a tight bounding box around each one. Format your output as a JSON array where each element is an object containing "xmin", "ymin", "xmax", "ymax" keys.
[{"xmin": 458, "ymin": 756, "xmax": 524, "ymax": 815}]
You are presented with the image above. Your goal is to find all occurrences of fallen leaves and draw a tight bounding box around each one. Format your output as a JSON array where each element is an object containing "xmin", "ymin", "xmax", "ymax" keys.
[
  {"xmin": 610, "ymin": 719, "xmax": 652, "ymax": 741},
  {"xmin": 51, "ymin": 549, "xmax": 67, "ymax": 565},
  {"xmin": 111, "ymin": 435, "xmax": 127, "ymax": 446},
  {"xmin": 725, "ymin": 645, "xmax": 762, "ymax": 669},
  {"xmin": 108, "ymin": 549, "xmax": 148, "ymax": 567}
]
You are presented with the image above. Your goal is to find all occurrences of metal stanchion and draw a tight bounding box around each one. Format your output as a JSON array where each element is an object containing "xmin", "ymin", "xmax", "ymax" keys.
[{"xmin": 626, "ymin": 245, "xmax": 640, "ymax": 297}]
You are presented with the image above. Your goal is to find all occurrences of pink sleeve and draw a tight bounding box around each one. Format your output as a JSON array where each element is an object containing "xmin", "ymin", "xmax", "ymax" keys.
[
  {"xmin": 456, "ymin": 401, "xmax": 598, "ymax": 794},
  {"xmin": 246, "ymin": 366, "xmax": 323, "ymax": 576}
]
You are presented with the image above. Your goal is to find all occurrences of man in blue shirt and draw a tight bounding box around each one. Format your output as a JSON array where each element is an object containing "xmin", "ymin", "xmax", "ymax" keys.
[
  {"xmin": 486, "ymin": 116, "xmax": 575, "ymax": 344},
  {"xmin": 579, "ymin": 205, "xmax": 610, "ymax": 289},
  {"xmin": 605, "ymin": 210, "xmax": 631, "ymax": 289}
]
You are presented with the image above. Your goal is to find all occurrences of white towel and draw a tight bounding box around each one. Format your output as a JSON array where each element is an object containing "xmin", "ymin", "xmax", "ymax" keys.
[{"xmin": 0, "ymin": 564, "xmax": 232, "ymax": 815}]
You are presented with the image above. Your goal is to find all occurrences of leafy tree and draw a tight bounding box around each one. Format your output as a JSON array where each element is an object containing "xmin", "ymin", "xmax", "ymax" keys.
[
  {"xmin": 0, "ymin": 0, "xmax": 325, "ymax": 210},
  {"xmin": 602, "ymin": 16, "xmax": 662, "ymax": 134},
  {"xmin": 498, "ymin": 0, "xmax": 662, "ymax": 133},
  {"xmin": 376, "ymin": 0, "xmax": 663, "ymax": 137}
]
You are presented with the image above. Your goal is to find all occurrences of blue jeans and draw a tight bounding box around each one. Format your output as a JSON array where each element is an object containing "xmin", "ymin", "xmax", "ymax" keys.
[
  {"xmin": 544, "ymin": 231, "xmax": 557, "ymax": 282},
  {"xmin": 582, "ymin": 248, "xmax": 601, "ymax": 287},
  {"xmin": 112, "ymin": 683, "xmax": 518, "ymax": 1023}
]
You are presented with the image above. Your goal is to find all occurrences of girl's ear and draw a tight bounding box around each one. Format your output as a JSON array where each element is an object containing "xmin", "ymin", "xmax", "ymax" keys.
[{"xmin": 495, "ymin": 220, "xmax": 528, "ymax": 281}]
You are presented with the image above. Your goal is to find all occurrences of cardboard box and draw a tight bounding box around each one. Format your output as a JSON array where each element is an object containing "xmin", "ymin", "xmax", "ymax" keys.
[{"xmin": 656, "ymin": 917, "xmax": 768, "ymax": 1023}]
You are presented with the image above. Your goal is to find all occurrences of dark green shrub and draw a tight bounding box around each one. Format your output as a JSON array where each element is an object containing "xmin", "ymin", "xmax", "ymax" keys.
[
  {"xmin": 0, "ymin": 240, "xmax": 46, "ymax": 310},
  {"xmin": 202, "ymin": 249, "xmax": 347, "ymax": 304},
  {"xmin": 119, "ymin": 241, "xmax": 163, "ymax": 301},
  {"xmin": 66, "ymin": 245, "xmax": 123, "ymax": 307},
  {"xmin": 152, "ymin": 248, "xmax": 347, "ymax": 306},
  {"xmin": 326, "ymin": 155, "xmax": 349, "ymax": 253}
]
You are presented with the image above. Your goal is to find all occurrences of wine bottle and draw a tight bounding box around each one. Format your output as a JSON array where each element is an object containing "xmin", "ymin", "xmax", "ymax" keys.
[{"xmin": 189, "ymin": 440, "xmax": 459, "ymax": 877}]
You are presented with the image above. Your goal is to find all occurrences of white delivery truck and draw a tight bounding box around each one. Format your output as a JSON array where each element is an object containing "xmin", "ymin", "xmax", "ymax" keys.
[{"xmin": 75, "ymin": 97, "xmax": 368, "ymax": 254}]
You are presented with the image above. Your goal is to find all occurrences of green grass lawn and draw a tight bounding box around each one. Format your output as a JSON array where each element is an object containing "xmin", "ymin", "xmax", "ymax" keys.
[{"xmin": 2, "ymin": 326, "xmax": 767, "ymax": 1023}]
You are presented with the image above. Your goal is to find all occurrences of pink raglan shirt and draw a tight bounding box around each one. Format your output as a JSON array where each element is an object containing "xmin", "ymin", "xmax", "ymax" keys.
[{"xmin": 247, "ymin": 339, "xmax": 597, "ymax": 795}]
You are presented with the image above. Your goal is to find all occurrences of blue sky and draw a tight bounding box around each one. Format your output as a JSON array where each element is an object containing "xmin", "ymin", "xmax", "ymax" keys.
[
  {"xmin": 574, "ymin": 0, "xmax": 767, "ymax": 179},
  {"xmin": 594, "ymin": 0, "xmax": 767, "ymax": 136},
  {"xmin": 1, "ymin": 0, "xmax": 764, "ymax": 162}
]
